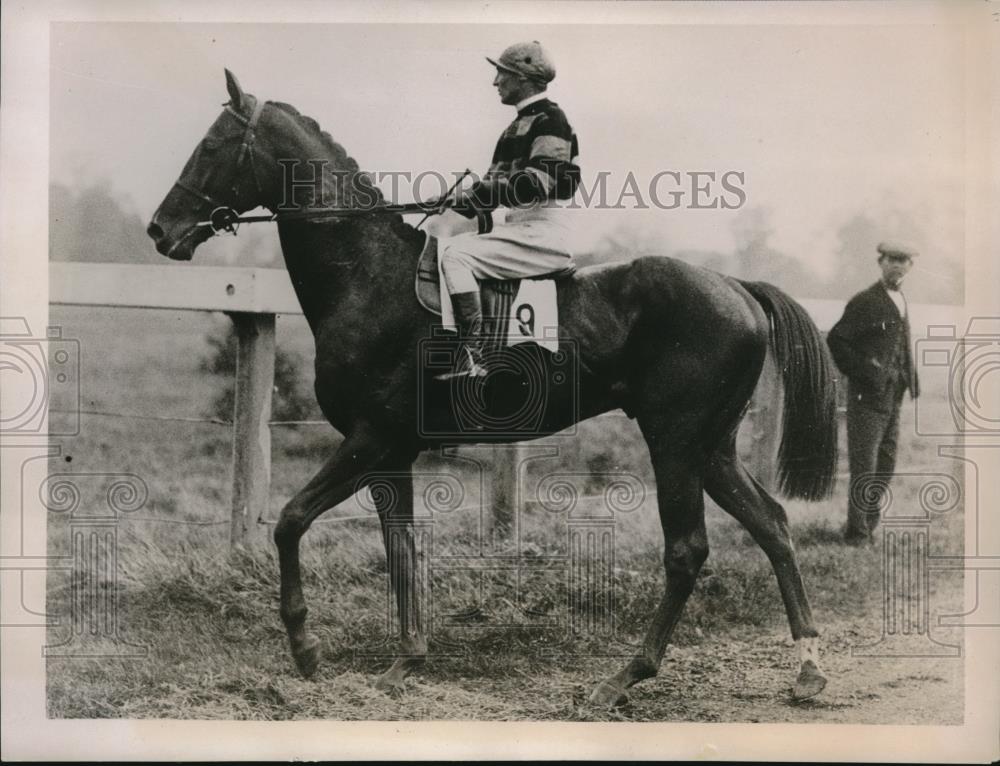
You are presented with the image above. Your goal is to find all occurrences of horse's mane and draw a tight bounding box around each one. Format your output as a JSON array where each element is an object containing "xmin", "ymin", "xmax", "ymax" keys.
[
  {"xmin": 268, "ymin": 101, "xmax": 424, "ymax": 250},
  {"xmin": 270, "ymin": 101, "xmax": 363, "ymax": 178}
]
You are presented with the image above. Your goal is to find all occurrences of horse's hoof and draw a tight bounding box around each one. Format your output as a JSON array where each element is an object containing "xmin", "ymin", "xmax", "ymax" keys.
[
  {"xmin": 374, "ymin": 672, "xmax": 406, "ymax": 697},
  {"xmin": 791, "ymin": 660, "xmax": 827, "ymax": 700},
  {"xmin": 589, "ymin": 680, "xmax": 629, "ymax": 708},
  {"xmin": 292, "ymin": 634, "xmax": 322, "ymax": 679}
]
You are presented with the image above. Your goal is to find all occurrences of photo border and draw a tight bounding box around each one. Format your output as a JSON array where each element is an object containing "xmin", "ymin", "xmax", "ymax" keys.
[{"xmin": 2, "ymin": 1, "xmax": 997, "ymax": 761}]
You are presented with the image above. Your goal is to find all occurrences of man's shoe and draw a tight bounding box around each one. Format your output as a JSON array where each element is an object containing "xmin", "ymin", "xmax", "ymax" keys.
[
  {"xmin": 435, "ymin": 290, "xmax": 489, "ymax": 380},
  {"xmin": 435, "ymin": 344, "xmax": 488, "ymax": 380},
  {"xmin": 843, "ymin": 530, "xmax": 873, "ymax": 547}
]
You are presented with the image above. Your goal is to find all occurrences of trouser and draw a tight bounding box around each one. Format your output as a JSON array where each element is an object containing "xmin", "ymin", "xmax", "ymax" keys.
[
  {"xmin": 845, "ymin": 389, "xmax": 905, "ymax": 541},
  {"xmin": 437, "ymin": 207, "xmax": 572, "ymax": 327}
]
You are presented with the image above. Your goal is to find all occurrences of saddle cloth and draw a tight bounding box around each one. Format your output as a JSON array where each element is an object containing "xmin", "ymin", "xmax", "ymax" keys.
[{"xmin": 415, "ymin": 233, "xmax": 574, "ymax": 353}]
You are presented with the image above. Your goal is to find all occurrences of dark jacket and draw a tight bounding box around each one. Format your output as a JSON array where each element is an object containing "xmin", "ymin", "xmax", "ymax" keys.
[
  {"xmin": 827, "ymin": 282, "xmax": 920, "ymax": 412},
  {"xmin": 465, "ymin": 97, "xmax": 581, "ymax": 212}
]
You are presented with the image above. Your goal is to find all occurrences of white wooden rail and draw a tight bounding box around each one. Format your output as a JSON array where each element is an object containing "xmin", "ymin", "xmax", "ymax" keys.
[
  {"xmin": 49, "ymin": 262, "xmax": 961, "ymax": 548},
  {"xmin": 51, "ymin": 263, "xmax": 300, "ymax": 548}
]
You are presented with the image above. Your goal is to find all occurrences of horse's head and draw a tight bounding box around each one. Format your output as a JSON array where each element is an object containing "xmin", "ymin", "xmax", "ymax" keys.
[{"xmin": 147, "ymin": 70, "xmax": 269, "ymax": 261}]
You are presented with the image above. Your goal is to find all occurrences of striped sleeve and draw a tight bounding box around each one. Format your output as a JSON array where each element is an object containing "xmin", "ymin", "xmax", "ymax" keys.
[
  {"xmin": 460, "ymin": 101, "xmax": 581, "ymax": 214},
  {"xmin": 519, "ymin": 106, "xmax": 580, "ymax": 203}
]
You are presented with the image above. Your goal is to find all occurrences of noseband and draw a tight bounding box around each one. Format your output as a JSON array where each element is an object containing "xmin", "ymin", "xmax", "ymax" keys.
[{"xmin": 172, "ymin": 96, "xmax": 267, "ymax": 234}]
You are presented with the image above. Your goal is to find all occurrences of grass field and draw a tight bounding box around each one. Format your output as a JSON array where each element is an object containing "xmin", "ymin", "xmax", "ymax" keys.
[{"xmin": 44, "ymin": 305, "xmax": 967, "ymax": 722}]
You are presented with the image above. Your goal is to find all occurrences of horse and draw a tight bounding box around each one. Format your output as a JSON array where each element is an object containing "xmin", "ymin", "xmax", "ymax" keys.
[{"xmin": 147, "ymin": 70, "xmax": 838, "ymax": 707}]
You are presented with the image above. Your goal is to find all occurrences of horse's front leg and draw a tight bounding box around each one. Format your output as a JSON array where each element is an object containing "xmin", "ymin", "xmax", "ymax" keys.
[
  {"xmin": 368, "ymin": 464, "xmax": 428, "ymax": 695},
  {"xmin": 273, "ymin": 428, "xmax": 395, "ymax": 678}
]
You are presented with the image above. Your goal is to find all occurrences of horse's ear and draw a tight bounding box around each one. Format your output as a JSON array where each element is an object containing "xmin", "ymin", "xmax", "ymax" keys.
[{"xmin": 224, "ymin": 69, "xmax": 245, "ymax": 110}]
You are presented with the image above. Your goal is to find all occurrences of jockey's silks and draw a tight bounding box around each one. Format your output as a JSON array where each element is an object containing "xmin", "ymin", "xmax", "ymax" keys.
[{"xmin": 463, "ymin": 98, "xmax": 581, "ymax": 212}]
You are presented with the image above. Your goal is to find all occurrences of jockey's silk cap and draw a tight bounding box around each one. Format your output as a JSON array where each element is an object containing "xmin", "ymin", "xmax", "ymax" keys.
[
  {"xmin": 876, "ymin": 241, "xmax": 919, "ymax": 259},
  {"xmin": 487, "ymin": 41, "xmax": 556, "ymax": 84}
]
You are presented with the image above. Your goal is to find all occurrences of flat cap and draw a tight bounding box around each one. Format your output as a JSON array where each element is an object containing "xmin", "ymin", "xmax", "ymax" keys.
[
  {"xmin": 487, "ymin": 41, "xmax": 556, "ymax": 84},
  {"xmin": 876, "ymin": 241, "xmax": 919, "ymax": 259}
]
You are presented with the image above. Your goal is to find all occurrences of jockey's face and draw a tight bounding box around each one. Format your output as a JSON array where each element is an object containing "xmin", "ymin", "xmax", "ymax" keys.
[{"xmin": 493, "ymin": 68, "xmax": 532, "ymax": 106}]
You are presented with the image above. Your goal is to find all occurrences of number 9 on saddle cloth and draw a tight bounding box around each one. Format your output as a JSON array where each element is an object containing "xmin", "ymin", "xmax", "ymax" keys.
[
  {"xmin": 416, "ymin": 207, "xmax": 577, "ymax": 355},
  {"xmin": 414, "ymin": 218, "xmax": 580, "ymax": 437}
]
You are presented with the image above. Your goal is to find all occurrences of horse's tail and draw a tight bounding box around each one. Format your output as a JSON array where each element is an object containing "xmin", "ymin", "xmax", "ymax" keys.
[{"xmin": 739, "ymin": 280, "xmax": 838, "ymax": 501}]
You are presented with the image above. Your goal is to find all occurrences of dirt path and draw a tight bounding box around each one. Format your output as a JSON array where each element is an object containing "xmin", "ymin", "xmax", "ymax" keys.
[
  {"xmin": 363, "ymin": 618, "xmax": 965, "ymax": 723},
  {"xmin": 118, "ymin": 613, "xmax": 961, "ymax": 723},
  {"xmin": 577, "ymin": 619, "xmax": 964, "ymax": 724},
  {"xmin": 302, "ymin": 579, "xmax": 966, "ymax": 723}
]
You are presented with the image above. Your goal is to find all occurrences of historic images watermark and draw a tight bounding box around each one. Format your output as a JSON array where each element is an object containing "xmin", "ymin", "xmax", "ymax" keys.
[
  {"xmin": 853, "ymin": 318, "xmax": 1000, "ymax": 657},
  {"xmin": 0, "ymin": 317, "xmax": 80, "ymax": 438},
  {"xmin": 42, "ymin": 471, "xmax": 149, "ymax": 658},
  {"xmin": 0, "ymin": 318, "xmax": 146, "ymax": 658},
  {"xmin": 277, "ymin": 161, "xmax": 748, "ymax": 212},
  {"xmin": 849, "ymin": 471, "xmax": 963, "ymax": 658},
  {"xmin": 417, "ymin": 333, "xmax": 581, "ymax": 441},
  {"xmin": 915, "ymin": 318, "xmax": 1000, "ymax": 437},
  {"xmin": 2, "ymin": 317, "xmax": 80, "ymax": 640}
]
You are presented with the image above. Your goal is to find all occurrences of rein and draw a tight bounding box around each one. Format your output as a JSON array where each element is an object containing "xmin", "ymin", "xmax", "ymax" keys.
[{"xmin": 198, "ymin": 199, "xmax": 454, "ymax": 235}]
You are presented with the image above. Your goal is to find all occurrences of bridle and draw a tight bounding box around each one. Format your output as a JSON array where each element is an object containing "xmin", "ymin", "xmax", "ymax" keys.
[
  {"xmin": 164, "ymin": 97, "xmax": 491, "ymax": 241},
  {"xmin": 172, "ymin": 96, "xmax": 267, "ymax": 235}
]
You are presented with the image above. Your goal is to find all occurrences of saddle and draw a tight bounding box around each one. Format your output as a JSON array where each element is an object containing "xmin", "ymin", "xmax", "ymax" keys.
[{"xmin": 415, "ymin": 233, "xmax": 576, "ymax": 351}]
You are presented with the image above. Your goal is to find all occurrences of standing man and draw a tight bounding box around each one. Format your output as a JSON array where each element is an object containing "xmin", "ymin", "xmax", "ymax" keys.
[
  {"xmin": 437, "ymin": 41, "xmax": 581, "ymax": 379},
  {"xmin": 827, "ymin": 242, "xmax": 921, "ymax": 545}
]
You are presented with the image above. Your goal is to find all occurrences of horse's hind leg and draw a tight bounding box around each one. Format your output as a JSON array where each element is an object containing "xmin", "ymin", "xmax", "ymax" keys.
[
  {"xmin": 370, "ymin": 464, "xmax": 428, "ymax": 695},
  {"xmin": 590, "ymin": 448, "xmax": 708, "ymax": 707},
  {"xmin": 704, "ymin": 434, "xmax": 827, "ymax": 700}
]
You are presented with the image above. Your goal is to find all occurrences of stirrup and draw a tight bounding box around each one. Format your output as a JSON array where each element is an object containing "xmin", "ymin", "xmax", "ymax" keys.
[{"xmin": 434, "ymin": 345, "xmax": 488, "ymax": 380}]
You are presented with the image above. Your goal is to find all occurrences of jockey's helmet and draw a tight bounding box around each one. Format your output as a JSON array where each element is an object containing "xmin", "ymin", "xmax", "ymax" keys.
[{"xmin": 487, "ymin": 41, "xmax": 556, "ymax": 84}]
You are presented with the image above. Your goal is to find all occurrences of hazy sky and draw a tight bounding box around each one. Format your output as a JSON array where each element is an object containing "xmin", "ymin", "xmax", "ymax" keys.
[{"xmin": 50, "ymin": 20, "xmax": 967, "ymax": 274}]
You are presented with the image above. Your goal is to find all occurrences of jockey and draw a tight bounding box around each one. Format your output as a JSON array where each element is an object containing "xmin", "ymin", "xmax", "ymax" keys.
[{"xmin": 437, "ymin": 41, "xmax": 581, "ymax": 379}]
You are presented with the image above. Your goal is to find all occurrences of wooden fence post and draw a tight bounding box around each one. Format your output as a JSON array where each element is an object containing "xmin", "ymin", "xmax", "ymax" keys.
[
  {"xmin": 492, "ymin": 443, "xmax": 521, "ymax": 542},
  {"xmin": 229, "ymin": 312, "xmax": 275, "ymax": 549}
]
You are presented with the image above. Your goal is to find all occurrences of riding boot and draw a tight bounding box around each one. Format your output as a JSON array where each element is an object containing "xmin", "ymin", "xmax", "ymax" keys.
[{"xmin": 436, "ymin": 290, "xmax": 488, "ymax": 380}]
